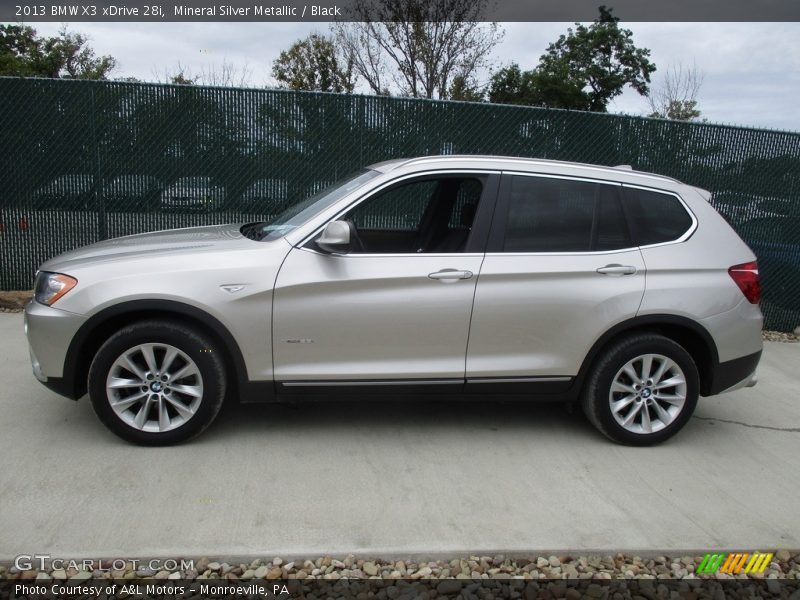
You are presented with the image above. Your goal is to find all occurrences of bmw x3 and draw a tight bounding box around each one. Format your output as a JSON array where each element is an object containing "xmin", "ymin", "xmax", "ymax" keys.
[{"xmin": 24, "ymin": 156, "xmax": 763, "ymax": 445}]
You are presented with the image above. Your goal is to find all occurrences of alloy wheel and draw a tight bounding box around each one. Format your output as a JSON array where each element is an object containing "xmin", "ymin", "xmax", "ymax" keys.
[
  {"xmin": 106, "ymin": 343, "xmax": 203, "ymax": 433},
  {"xmin": 608, "ymin": 353, "xmax": 687, "ymax": 434}
]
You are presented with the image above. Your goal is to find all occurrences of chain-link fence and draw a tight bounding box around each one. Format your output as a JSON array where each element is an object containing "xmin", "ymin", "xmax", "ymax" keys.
[{"xmin": 1, "ymin": 77, "xmax": 799, "ymax": 330}]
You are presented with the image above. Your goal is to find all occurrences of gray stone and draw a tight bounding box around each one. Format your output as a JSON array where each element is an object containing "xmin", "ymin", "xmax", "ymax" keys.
[
  {"xmin": 437, "ymin": 580, "xmax": 463, "ymax": 595},
  {"xmin": 254, "ymin": 566, "xmax": 269, "ymax": 578},
  {"xmin": 766, "ymin": 579, "xmax": 781, "ymax": 594}
]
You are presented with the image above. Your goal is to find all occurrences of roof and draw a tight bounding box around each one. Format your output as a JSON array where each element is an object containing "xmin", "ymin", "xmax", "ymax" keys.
[{"xmin": 367, "ymin": 155, "xmax": 680, "ymax": 185}]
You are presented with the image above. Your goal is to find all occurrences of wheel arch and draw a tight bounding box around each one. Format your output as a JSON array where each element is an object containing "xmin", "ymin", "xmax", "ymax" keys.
[
  {"xmin": 61, "ymin": 300, "xmax": 254, "ymax": 401},
  {"xmin": 574, "ymin": 315, "xmax": 720, "ymax": 397}
]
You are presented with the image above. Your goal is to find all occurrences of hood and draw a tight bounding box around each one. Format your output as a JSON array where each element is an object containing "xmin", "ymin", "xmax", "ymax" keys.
[{"xmin": 40, "ymin": 223, "xmax": 251, "ymax": 272}]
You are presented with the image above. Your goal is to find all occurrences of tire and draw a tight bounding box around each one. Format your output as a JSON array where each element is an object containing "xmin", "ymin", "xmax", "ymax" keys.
[
  {"xmin": 581, "ymin": 334, "xmax": 699, "ymax": 446},
  {"xmin": 88, "ymin": 320, "xmax": 227, "ymax": 445}
]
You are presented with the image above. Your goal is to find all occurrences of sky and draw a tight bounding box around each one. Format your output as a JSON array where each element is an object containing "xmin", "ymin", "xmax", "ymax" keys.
[{"xmin": 28, "ymin": 21, "xmax": 800, "ymax": 132}]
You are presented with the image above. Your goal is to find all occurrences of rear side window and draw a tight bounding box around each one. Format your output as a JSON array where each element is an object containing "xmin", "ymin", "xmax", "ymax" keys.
[
  {"xmin": 623, "ymin": 187, "xmax": 694, "ymax": 246},
  {"xmin": 503, "ymin": 175, "xmax": 630, "ymax": 252}
]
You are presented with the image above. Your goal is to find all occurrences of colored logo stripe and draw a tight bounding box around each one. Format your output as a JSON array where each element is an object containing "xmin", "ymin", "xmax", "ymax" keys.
[{"xmin": 696, "ymin": 552, "xmax": 773, "ymax": 574}]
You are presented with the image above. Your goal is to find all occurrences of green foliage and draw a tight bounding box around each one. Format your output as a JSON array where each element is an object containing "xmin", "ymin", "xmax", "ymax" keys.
[
  {"xmin": 489, "ymin": 7, "xmax": 655, "ymax": 112},
  {"xmin": 0, "ymin": 24, "xmax": 116, "ymax": 79},
  {"xmin": 488, "ymin": 63, "xmax": 587, "ymax": 109},
  {"xmin": 448, "ymin": 75, "xmax": 484, "ymax": 102},
  {"xmin": 272, "ymin": 33, "xmax": 355, "ymax": 93}
]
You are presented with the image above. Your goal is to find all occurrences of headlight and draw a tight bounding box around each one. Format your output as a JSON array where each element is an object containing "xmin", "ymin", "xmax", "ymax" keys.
[{"xmin": 34, "ymin": 272, "xmax": 78, "ymax": 306}]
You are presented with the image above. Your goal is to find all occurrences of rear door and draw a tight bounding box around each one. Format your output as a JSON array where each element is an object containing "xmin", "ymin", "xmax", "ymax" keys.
[{"xmin": 466, "ymin": 172, "xmax": 646, "ymax": 391}]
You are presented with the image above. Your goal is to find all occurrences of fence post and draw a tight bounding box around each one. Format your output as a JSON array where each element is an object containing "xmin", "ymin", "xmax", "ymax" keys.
[{"xmin": 90, "ymin": 85, "xmax": 107, "ymax": 241}]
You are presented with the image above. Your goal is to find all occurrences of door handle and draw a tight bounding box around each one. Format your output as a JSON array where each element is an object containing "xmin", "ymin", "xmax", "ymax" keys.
[
  {"xmin": 428, "ymin": 269, "xmax": 473, "ymax": 281},
  {"xmin": 596, "ymin": 264, "xmax": 637, "ymax": 276}
]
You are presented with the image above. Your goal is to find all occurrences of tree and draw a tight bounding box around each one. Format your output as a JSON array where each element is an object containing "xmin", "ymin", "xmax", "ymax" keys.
[
  {"xmin": 0, "ymin": 24, "xmax": 116, "ymax": 79},
  {"xmin": 448, "ymin": 74, "xmax": 484, "ymax": 102},
  {"xmin": 647, "ymin": 62, "xmax": 704, "ymax": 121},
  {"xmin": 488, "ymin": 63, "xmax": 586, "ymax": 108},
  {"xmin": 489, "ymin": 7, "xmax": 655, "ymax": 112},
  {"xmin": 272, "ymin": 33, "xmax": 355, "ymax": 93},
  {"xmin": 155, "ymin": 59, "xmax": 253, "ymax": 87},
  {"xmin": 332, "ymin": 0, "xmax": 503, "ymax": 100}
]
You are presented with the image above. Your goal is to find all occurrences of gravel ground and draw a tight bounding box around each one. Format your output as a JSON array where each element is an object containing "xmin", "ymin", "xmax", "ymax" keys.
[{"xmin": 3, "ymin": 553, "xmax": 800, "ymax": 581}]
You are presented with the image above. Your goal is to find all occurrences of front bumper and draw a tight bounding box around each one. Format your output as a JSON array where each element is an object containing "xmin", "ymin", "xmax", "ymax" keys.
[{"xmin": 24, "ymin": 300, "xmax": 87, "ymax": 399}]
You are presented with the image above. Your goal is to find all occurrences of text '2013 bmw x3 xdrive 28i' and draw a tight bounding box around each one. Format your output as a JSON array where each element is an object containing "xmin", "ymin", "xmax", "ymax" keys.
[{"xmin": 24, "ymin": 156, "xmax": 763, "ymax": 446}]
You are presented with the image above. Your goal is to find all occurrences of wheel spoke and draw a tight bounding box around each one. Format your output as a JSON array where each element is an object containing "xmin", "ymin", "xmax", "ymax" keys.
[
  {"xmin": 170, "ymin": 383, "xmax": 202, "ymax": 398},
  {"xmin": 622, "ymin": 402, "xmax": 642, "ymax": 427},
  {"xmin": 110, "ymin": 390, "xmax": 147, "ymax": 411},
  {"xmin": 170, "ymin": 362, "xmax": 199, "ymax": 382},
  {"xmin": 611, "ymin": 381, "xmax": 637, "ymax": 395},
  {"xmin": 640, "ymin": 405, "xmax": 652, "ymax": 433},
  {"xmin": 140, "ymin": 344, "xmax": 159, "ymax": 374},
  {"xmin": 108, "ymin": 377, "xmax": 143, "ymax": 389},
  {"xmin": 158, "ymin": 397, "xmax": 170, "ymax": 431},
  {"xmin": 651, "ymin": 358, "xmax": 672, "ymax": 384},
  {"xmin": 160, "ymin": 346, "xmax": 179, "ymax": 374},
  {"xmin": 123, "ymin": 355, "xmax": 147, "ymax": 381},
  {"xmin": 611, "ymin": 394, "xmax": 637, "ymax": 415},
  {"xmin": 622, "ymin": 363, "xmax": 639, "ymax": 382},
  {"xmin": 641, "ymin": 355, "xmax": 654, "ymax": 380},
  {"xmin": 656, "ymin": 393, "xmax": 685, "ymax": 406},
  {"xmin": 655, "ymin": 374, "xmax": 686, "ymax": 390},
  {"xmin": 165, "ymin": 395, "xmax": 195, "ymax": 419},
  {"xmin": 652, "ymin": 400, "xmax": 672, "ymax": 425},
  {"xmin": 133, "ymin": 396, "xmax": 153, "ymax": 429}
]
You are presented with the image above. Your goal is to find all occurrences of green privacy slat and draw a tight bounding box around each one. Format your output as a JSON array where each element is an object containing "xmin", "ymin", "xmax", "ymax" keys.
[{"xmin": 1, "ymin": 78, "xmax": 798, "ymax": 330}]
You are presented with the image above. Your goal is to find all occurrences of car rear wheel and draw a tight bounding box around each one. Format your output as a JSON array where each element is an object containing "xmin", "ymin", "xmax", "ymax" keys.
[
  {"xmin": 88, "ymin": 320, "xmax": 226, "ymax": 445},
  {"xmin": 581, "ymin": 334, "xmax": 699, "ymax": 445}
]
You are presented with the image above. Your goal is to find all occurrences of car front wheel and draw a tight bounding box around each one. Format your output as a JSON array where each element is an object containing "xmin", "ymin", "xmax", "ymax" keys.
[
  {"xmin": 581, "ymin": 334, "xmax": 699, "ymax": 445},
  {"xmin": 88, "ymin": 320, "xmax": 226, "ymax": 445}
]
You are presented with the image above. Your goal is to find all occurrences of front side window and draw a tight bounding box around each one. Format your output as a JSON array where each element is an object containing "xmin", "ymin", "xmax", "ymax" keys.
[
  {"xmin": 341, "ymin": 175, "xmax": 485, "ymax": 254},
  {"xmin": 242, "ymin": 169, "xmax": 381, "ymax": 241},
  {"xmin": 503, "ymin": 175, "xmax": 630, "ymax": 253},
  {"xmin": 623, "ymin": 187, "xmax": 694, "ymax": 246}
]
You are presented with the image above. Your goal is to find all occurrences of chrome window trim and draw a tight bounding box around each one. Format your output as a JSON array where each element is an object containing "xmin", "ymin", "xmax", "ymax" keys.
[
  {"xmin": 501, "ymin": 169, "xmax": 624, "ymax": 187},
  {"xmin": 482, "ymin": 171, "xmax": 697, "ymax": 257},
  {"xmin": 484, "ymin": 248, "xmax": 640, "ymax": 257},
  {"xmin": 299, "ymin": 247, "xmax": 484, "ymax": 259},
  {"xmin": 295, "ymin": 168, "xmax": 501, "ymax": 250},
  {"xmin": 621, "ymin": 182, "xmax": 699, "ymax": 249}
]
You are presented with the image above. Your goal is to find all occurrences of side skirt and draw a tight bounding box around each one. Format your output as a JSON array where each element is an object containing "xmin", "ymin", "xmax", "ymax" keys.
[{"xmin": 240, "ymin": 377, "xmax": 577, "ymax": 403}]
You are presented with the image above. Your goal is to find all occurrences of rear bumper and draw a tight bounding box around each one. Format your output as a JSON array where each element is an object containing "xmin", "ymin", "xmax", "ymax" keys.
[{"xmin": 705, "ymin": 350, "xmax": 762, "ymax": 396}]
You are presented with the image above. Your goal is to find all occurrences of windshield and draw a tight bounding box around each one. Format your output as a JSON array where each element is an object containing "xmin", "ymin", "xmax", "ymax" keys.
[{"xmin": 242, "ymin": 169, "xmax": 380, "ymax": 241}]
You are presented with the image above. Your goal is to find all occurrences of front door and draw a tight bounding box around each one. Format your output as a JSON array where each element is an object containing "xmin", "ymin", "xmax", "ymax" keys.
[{"xmin": 272, "ymin": 173, "xmax": 499, "ymax": 386}]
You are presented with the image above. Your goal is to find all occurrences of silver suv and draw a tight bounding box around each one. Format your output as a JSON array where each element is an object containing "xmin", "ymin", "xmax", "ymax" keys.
[{"xmin": 24, "ymin": 156, "xmax": 763, "ymax": 446}]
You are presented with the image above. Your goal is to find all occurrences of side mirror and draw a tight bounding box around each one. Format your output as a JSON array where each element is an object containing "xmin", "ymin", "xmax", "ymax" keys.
[{"xmin": 317, "ymin": 220, "xmax": 352, "ymax": 254}]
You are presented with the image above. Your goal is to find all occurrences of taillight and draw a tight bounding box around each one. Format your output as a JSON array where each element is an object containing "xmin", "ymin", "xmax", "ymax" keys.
[{"xmin": 728, "ymin": 261, "xmax": 760, "ymax": 304}]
